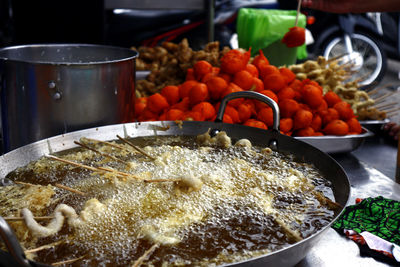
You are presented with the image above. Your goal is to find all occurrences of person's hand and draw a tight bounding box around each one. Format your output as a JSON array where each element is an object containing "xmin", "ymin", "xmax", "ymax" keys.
[
  {"xmin": 383, "ymin": 122, "xmax": 400, "ymax": 141},
  {"xmin": 302, "ymin": 0, "xmax": 354, "ymax": 13},
  {"xmin": 302, "ymin": 0, "xmax": 400, "ymax": 13}
]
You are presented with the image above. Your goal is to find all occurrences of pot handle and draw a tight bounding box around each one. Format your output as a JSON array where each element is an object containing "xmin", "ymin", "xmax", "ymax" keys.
[
  {"xmin": 215, "ymin": 91, "xmax": 280, "ymax": 131},
  {"xmin": 0, "ymin": 216, "xmax": 32, "ymax": 267}
]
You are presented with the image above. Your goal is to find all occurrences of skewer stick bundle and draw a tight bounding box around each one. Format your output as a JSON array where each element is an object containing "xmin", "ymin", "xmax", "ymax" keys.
[
  {"xmin": 116, "ymin": 135, "xmax": 156, "ymax": 161},
  {"xmin": 367, "ymin": 83, "xmax": 391, "ymax": 96},
  {"xmin": 81, "ymin": 137, "xmax": 128, "ymax": 151},
  {"xmin": 372, "ymin": 91, "xmax": 397, "ymax": 103},
  {"xmin": 327, "ymin": 53, "xmax": 349, "ymax": 63},
  {"xmin": 384, "ymin": 106, "xmax": 400, "ymax": 114},
  {"xmin": 74, "ymin": 141, "xmax": 128, "ymax": 165},
  {"xmin": 387, "ymin": 112, "xmax": 399, "ymax": 118},
  {"xmin": 374, "ymin": 102, "xmax": 396, "ymax": 109},
  {"xmin": 47, "ymin": 154, "xmax": 143, "ymax": 181},
  {"xmin": 353, "ymin": 70, "xmax": 372, "ymax": 84}
]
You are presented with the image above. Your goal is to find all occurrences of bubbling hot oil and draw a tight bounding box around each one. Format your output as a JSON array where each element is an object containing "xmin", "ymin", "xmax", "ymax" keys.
[{"xmin": 6, "ymin": 135, "xmax": 338, "ymax": 266}]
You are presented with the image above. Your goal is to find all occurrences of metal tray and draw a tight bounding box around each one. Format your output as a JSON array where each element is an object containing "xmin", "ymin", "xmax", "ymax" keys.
[
  {"xmin": 359, "ymin": 118, "xmax": 390, "ymax": 133},
  {"xmin": 296, "ymin": 127, "xmax": 374, "ymax": 154}
]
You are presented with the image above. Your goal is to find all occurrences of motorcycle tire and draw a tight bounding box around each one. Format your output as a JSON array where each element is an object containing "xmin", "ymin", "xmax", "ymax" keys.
[{"xmin": 321, "ymin": 31, "xmax": 387, "ymax": 86}]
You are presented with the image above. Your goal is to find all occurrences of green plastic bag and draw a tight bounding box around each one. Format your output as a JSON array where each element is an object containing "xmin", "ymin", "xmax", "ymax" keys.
[{"xmin": 237, "ymin": 8, "xmax": 307, "ymax": 66}]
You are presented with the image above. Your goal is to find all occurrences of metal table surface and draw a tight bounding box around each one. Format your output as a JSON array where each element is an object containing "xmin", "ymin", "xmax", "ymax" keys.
[{"xmin": 298, "ymin": 135, "xmax": 400, "ymax": 267}]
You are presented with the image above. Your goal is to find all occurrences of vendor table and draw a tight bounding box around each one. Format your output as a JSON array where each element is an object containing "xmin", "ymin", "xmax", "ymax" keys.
[{"xmin": 298, "ymin": 135, "xmax": 400, "ymax": 267}]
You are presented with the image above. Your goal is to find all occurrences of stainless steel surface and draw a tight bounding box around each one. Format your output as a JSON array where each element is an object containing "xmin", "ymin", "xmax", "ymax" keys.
[
  {"xmin": 217, "ymin": 91, "xmax": 280, "ymax": 130},
  {"xmin": 298, "ymin": 151, "xmax": 400, "ymax": 267},
  {"xmin": 296, "ymin": 128, "xmax": 374, "ymax": 154},
  {"xmin": 0, "ymin": 120, "xmax": 350, "ymax": 267},
  {"xmin": 352, "ymin": 135, "xmax": 397, "ymax": 179},
  {"xmin": 0, "ymin": 44, "xmax": 138, "ymax": 152}
]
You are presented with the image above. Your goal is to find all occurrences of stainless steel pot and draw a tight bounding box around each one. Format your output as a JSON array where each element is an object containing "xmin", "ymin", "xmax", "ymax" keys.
[
  {"xmin": 0, "ymin": 44, "xmax": 138, "ymax": 153},
  {"xmin": 0, "ymin": 92, "xmax": 351, "ymax": 267}
]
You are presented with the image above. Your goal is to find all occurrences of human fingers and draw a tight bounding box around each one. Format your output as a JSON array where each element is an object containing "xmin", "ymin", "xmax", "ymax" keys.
[
  {"xmin": 302, "ymin": 0, "xmax": 325, "ymax": 10},
  {"xmin": 301, "ymin": 0, "xmax": 352, "ymax": 13},
  {"xmin": 383, "ymin": 122, "xmax": 396, "ymax": 131},
  {"xmin": 389, "ymin": 124, "xmax": 400, "ymax": 138}
]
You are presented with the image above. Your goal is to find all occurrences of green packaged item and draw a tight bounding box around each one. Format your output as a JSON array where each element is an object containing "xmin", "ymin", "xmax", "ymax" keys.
[{"xmin": 237, "ymin": 8, "xmax": 307, "ymax": 66}]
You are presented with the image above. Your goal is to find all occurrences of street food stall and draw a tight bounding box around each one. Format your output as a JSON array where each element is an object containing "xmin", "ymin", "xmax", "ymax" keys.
[{"xmin": 0, "ymin": 1, "xmax": 399, "ymax": 266}]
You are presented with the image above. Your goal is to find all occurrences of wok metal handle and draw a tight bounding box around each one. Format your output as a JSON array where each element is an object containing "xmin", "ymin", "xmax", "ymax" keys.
[
  {"xmin": 215, "ymin": 91, "xmax": 280, "ymax": 131},
  {"xmin": 0, "ymin": 216, "xmax": 32, "ymax": 267}
]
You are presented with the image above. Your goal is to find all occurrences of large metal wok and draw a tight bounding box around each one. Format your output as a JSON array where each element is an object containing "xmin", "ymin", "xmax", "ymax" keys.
[{"xmin": 0, "ymin": 92, "xmax": 351, "ymax": 267}]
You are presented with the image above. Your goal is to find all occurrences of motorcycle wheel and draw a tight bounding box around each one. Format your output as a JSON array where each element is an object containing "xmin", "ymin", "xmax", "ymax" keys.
[{"xmin": 322, "ymin": 31, "xmax": 387, "ymax": 86}]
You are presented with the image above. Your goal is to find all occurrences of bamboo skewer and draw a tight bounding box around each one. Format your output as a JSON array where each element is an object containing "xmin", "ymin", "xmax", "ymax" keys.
[
  {"xmin": 337, "ymin": 60, "xmax": 355, "ymax": 70},
  {"xmin": 15, "ymin": 180, "xmax": 85, "ymax": 196},
  {"xmin": 374, "ymin": 102, "xmax": 396, "ymax": 109},
  {"xmin": 116, "ymin": 135, "xmax": 156, "ymax": 161},
  {"xmin": 14, "ymin": 181, "xmax": 37, "ymax": 187},
  {"xmin": 294, "ymin": 0, "xmax": 302, "ymax": 27},
  {"xmin": 387, "ymin": 112, "xmax": 399, "ymax": 118},
  {"xmin": 47, "ymin": 155, "xmax": 143, "ymax": 181},
  {"xmin": 352, "ymin": 70, "xmax": 372, "ymax": 84},
  {"xmin": 46, "ymin": 155, "xmax": 100, "ymax": 172},
  {"xmin": 367, "ymin": 83, "xmax": 391, "ymax": 96},
  {"xmin": 132, "ymin": 244, "xmax": 159, "ymax": 267},
  {"xmin": 52, "ymin": 255, "xmax": 86, "ymax": 266},
  {"xmin": 81, "ymin": 137, "xmax": 129, "ymax": 151},
  {"xmin": 382, "ymin": 106, "xmax": 400, "ymax": 114},
  {"xmin": 74, "ymin": 141, "xmax": 128, "ymax": 165},
  {"xmin": 144, "ymin": 178, "xmax": 180, "ymax": 183},
  {"xmin": 372, "ymin": 91, "xmax": 397, "ymax": 103},
  {"xmin": 327, "ymin": 53, "xmax": 349, "ymax": 63},
  {"xmin": 96, "ymin": 166, "xmax": 144, "ymax": 181},
  {"xmin": 54, "ymin": 183, "xmax": 86, "ymax": 196},
  {"xmin": 25, "ymin": 240, "xmax": 64, "ymax": 253},
  {"xmin": 4, "ymin": 216, "xmax": 54, "ymax": 222}
]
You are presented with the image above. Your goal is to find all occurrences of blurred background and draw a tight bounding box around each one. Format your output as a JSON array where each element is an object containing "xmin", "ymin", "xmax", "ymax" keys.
[{"xmin": 0, "ymin": 0, "xmax": 399, "ymax": 124}]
